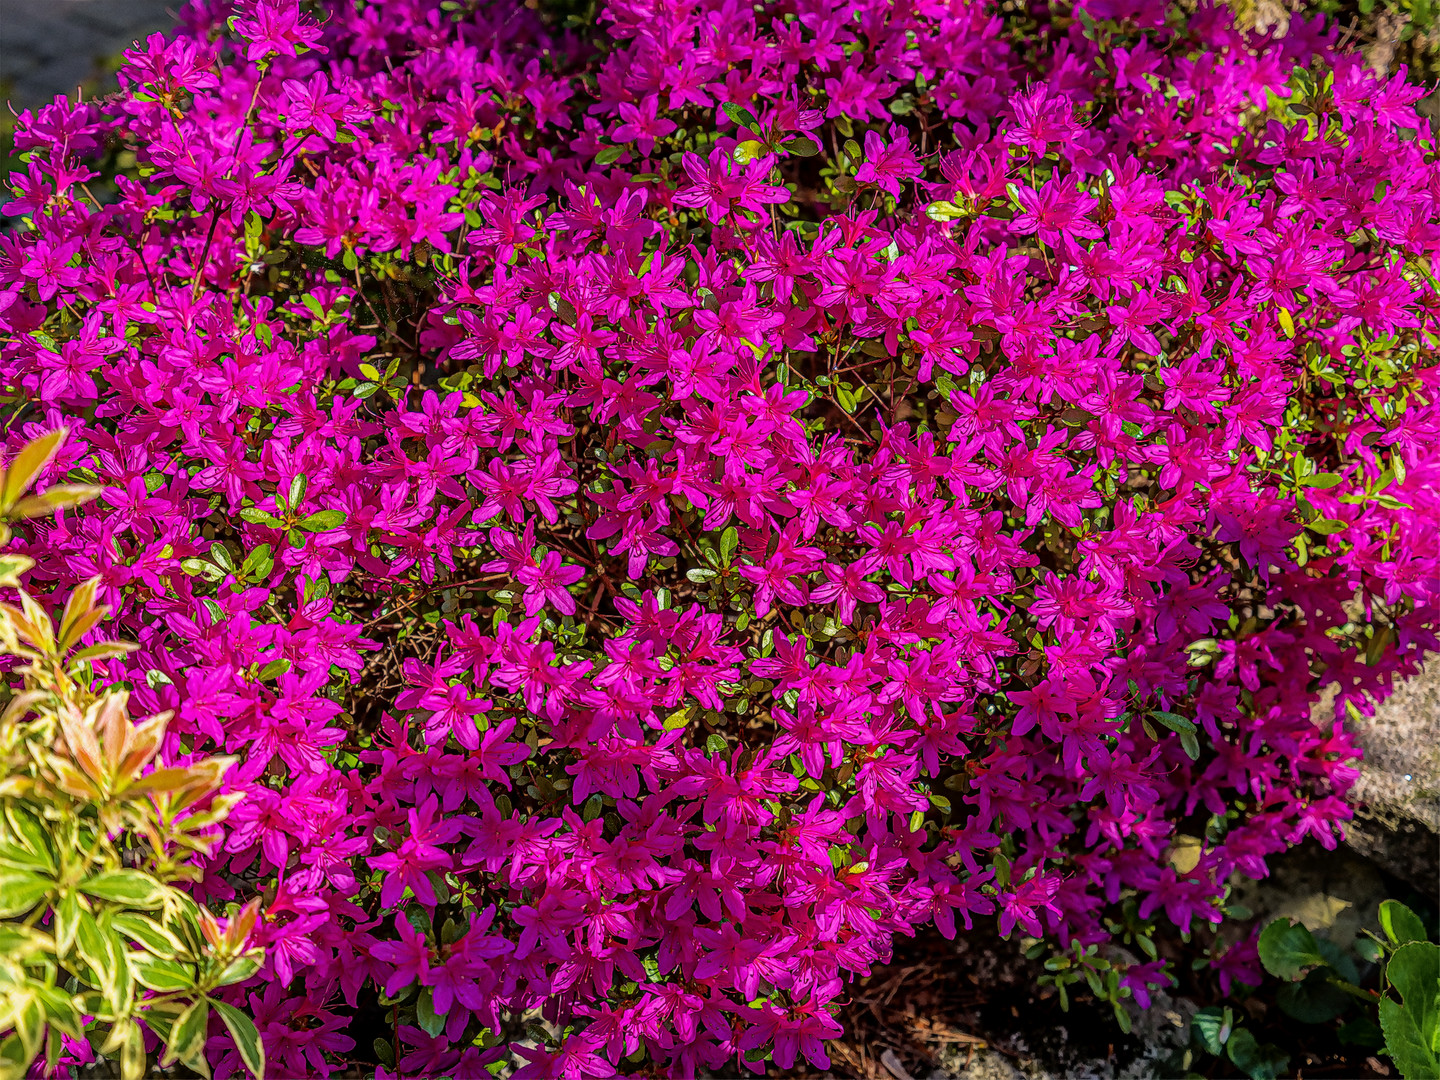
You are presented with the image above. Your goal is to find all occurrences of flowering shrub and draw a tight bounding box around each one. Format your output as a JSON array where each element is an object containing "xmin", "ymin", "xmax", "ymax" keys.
[
  {"xmin": 0, "ymin": 431, "xmax": 261, "ymax": 1080},
  {"xmin": 2, "ymin": 0, "xmax": 1439, "ymax": 1075}
]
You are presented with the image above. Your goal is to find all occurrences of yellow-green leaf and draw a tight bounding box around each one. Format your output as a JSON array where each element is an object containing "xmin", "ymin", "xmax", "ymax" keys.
[
  {"xmin": 0, "ymin": 870, "xmax": 51, "ymax": 918},
  {"xmin": 112, "ymin": 912, "xmax": 185, "ymax": 959},
  {"xmin": 80, "ymin": 870, "xmax": 166, "ymax": 908},
  {"xmin": 131, "ymin": 954, "xmax": 197, "ymax": 993},
  {"xmin": 1, "ymin": 430, "xmax": 66, "ymax": 513},
  {"xmin": 215, "ymin": 952, "xmax": 263, "ymax": 987},
  {"xmin": 161, "ymin": 999, "xmax": 209, "ymax": 1073},
  {"xmin": 215, "ymin": 999, "xmax": 266, "ymax": 1079}
]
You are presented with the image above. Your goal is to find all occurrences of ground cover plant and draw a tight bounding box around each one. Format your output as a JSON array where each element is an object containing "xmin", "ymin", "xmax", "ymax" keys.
[{"xmin": 1, "ymin": 0, "xmax": 1439, "ymax": 1075}]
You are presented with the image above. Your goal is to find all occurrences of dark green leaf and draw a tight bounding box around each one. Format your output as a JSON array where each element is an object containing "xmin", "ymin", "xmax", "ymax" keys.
[
  {"xmin": 1258, "ymin": 917, "xmax": 1326, "ymax": 981},
  {"xmin": 780, "ymin": 136, "xmax": 820, "ymax": 157},
  {"xmin": 417, "ymin": 988, "xmax": 446, "ymax": 1036},
  {"xmin": 721, "ymin": 102, "xmax": 759, "ymax": 130},
  {"xmin": 288, "ymin": 474, "xmax": 308, "ymax": 510},
  {"xmin": 240, "ymin": 544, "xmax": 274, "ymax": 580},
  {"xmin": 1337, "ymin": 1017, "xmax": 1384, "ymax": 1049},
  {"xmin": 1226, "ymin": 1029, "xmax": 1289, "ymax": 1080},
  {"xmin": 1150, "ymin": 710, "xmax": 1196, "ymax": 734},
  {"xmin": 1276, "ymin": 971, "xmax": 1350, "ymax": 1023}
]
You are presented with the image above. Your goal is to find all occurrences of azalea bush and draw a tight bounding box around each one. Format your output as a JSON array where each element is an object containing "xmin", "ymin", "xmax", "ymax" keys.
[
  {"xmin": 0, "ymin": 431, "xmax": 262, "ymax": 1080},
  {"xmin": 1, "ymin": 0, "xmax": 1438, "ymax": 1075}
]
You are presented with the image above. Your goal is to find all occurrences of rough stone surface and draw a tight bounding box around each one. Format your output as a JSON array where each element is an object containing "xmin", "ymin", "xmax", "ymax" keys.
[
  {"xmin": 1339, "ymin": 661, "xmax": 1440, "ymax": 891},
  {"xmin": 0, "ymin": 0, "xmax": 175, "ymax": 109},
  {"xmin": 1230, "ymin": 842, "xmax": 1394, "ymax": 949}
]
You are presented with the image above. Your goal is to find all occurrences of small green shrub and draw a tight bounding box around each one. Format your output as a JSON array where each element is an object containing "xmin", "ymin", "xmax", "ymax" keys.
[
  {"xmin": 0, "ymin": 431, "xmax": 263, "ymax": 1080},
  {"xmin": 1188, "ymin": 899, "xmax": 1438, "ymax": 1079}
]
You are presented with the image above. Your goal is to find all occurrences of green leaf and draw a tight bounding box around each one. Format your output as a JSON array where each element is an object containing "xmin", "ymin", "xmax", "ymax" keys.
[
  {"xmin": 161, "ymin": 999, "xmax": 210, "ymax": 1074},
  {"xmin": 74, "ymin": 910, "xmax": 132, "ymax": 1014},
  {"xmin": 240, "ymin": 544, "xmax": 274, "ymax": 580},
  {"xmin": 296, "ymin": 509, "xmax": 346, "ymax": 532},
  {"xmin": 32, "ymin": 985, "xmax": 82, "ymax": 1038},
  {"xmin": 594, "ymin": 146, "xmax": 624, "ymax": 165},
  {"xmin": 1381, "ymin": 900, "xmax": 1430, "ymax": 946},
  {"xmin": 1299, "ymin": 472, "xmax": 1343, "ymax": 488},
  {"xmin": 733, "ymin": 139, "xmax": 768, "ymax": 164},
  {"xmin": 54, "ymin": 890, "xmax": 81, "ymax": 957},
  {"xmin": 1276, "ymin": 971, "xmax": 1351, "ymax": 1023},
  {"xmin": 721, "ymin": 102, "xmax": 759, "ymax": 130},
  {"xmin": 417, "ymin": 988, "xmax": 446, "ymax": 1036},
  {"xmin": 5, "ymin": 807, "xmax": 56, "ymax": 874},
  {"xmin": 257, "ymin": 658, "xmax": 292, "ymax": 682},
  {"xmin": 780, "ymin": 136, "xmax": 820, "ymax": 156},
  {"xmin": 1337, "ymin": 1016, "xmax": 1384, "ymax": 1050},
  {"xmin": 214, "ymin": 999, "xmax": 266, "ymax": 1079},
  {"xmin": 80, "ymin": 870, "xmax": 167, "ymax": 908},
  {"xmin": 238, "ymin": 507, "xmax": 283, "ymax": 527},
  {"xmin": 208, "ymin": 543, "xmax": 236, "ymax": 571},
  {"xmin": 215, "ymin": 952, "xmax": 264, "ymax": 987},
  {"xmin": 1226, "ymin": 1029, "xmax": 1289, "ymax": 1080},
  {"xmin": 146, "ymin": 668, "xmax": 175, "ymax": 688},
  {"xmin": 1307, "ymin": 518, "xmax": 1349, "ymax": 535},
  {"xmin": 1379, "ymin": 943, "xmax": 1440, "ymax": 1080},
  {"xmin": 1150, "ymin": 710, "xmax": 1196, "ymax": 734},
  {"xmin": 719, "ymin": 526, "xmax": 739, "ymax": 565},
  {"xmin": 112, "ymin": 912, "xmax": 185, "ymax": 959},
  {"xmin": 0, "ymin": 1034, "xmax": 31, "ymax": 1078},
  {"xmin": 0, "ymin": 870, "xmax": 51, "ymax": 918},
  {"xmin": 0, "ymin": 842, "xmax": 50, "ymax": 875},
  {"xmin": 1258, "ymin": 917, "xmax": 1327, "ymax": 981},
  {"xmin": 288, "ymin": 473, "xmax": 308, "ymax": 510},
  {"xmin": 2, "ymin": 430, "xmax": 66, "ymax": 511},
  {"xmin": 1191, "ymin": 1006, "xmax": 1233, "ymax": 1055},
  {"xmin": 131, "ymin": 954, "xmax": 197, "ymax": 993}
]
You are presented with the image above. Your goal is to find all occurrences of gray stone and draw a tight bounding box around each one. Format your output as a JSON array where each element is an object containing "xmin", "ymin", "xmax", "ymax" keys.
[
  {"xmin": 0, "ymin": 0, "xmax": 175, "ymax": 108},
  {"xmin": 1339, "ymin": 661, "xmax": 1440, "ymax": 891},
  {"xmin": 1230, "ymin": 844, "xmax": 1392, "ymax": 949}
]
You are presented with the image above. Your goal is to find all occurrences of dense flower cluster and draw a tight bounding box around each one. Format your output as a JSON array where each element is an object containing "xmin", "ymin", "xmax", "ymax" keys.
[{"xmin": 2, "ymin": 0, "xmax": 1438, "ymax": 1074}]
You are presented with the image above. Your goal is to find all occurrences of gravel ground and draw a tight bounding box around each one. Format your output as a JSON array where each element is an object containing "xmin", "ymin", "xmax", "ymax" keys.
[{"xmin": 0, "ymin": 0, "xmax": 176, "ymax": 110}]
